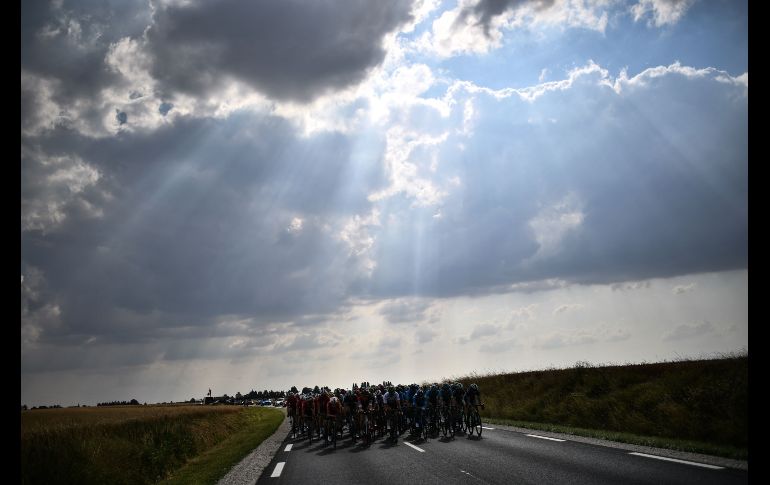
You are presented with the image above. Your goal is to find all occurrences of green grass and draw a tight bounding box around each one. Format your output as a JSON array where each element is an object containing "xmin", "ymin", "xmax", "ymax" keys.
[
  {"xmin": 21, "ymin": 405, "xmax": 284, "ymax": 485},
  {"xmin": 442, "ymin": 353, "xmax": 747, "ymax": 460},
  {"xmin": 158, "ymin": 407, "xmax": 283, "ymax": 485}
]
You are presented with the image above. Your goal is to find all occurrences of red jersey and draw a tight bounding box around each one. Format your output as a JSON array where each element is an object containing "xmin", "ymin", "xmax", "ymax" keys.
[{"xmin": 327, "ymin": 398, "xmax": 340, "ymax": 416}]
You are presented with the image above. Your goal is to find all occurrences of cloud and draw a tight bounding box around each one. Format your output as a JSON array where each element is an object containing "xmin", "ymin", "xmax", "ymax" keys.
[
  {"xmin": 509, "ymin": 304, "xmax": 537, "ymax": 324},
  {"xmin": 610, "ymin": 280, "xmax": 651, "ymax": 291},
  {"xmin": 20, "ymin": 111, "xmax": 387, "ymax": 372},
  {"xmin": 420, "ymin": 0, "xmax": 609, "ymax": 57},
  {"xmin": 534, "ymin": 324, "xmax": 627, "ymax": 349},
  {"xmin": 21, "ymin": 147, "xmax": 104, "ymax": 233},
  {"xmin": 379, "ymin": 298, "xmax": 433, "ymax": 323},
  {"xmin": 363, "ymin": 62, "xmax": 747, "ymax": 298},
  {"xmin": 631, "ymin": 0, "xmax": 697, "ymax": 27},
  {"xmin": 146, "ymin": 0, "xmax": 415, "ymax": 103},
  {"xmin": 480, "ymin": 337, "xmax": 520, "ymax": 353},
  {"xmin": 416, "ymin": 327, "xmax": 439, "ymax": 343},
  {"xmin": 673, "ymin": 283, "xmax": 696, "ymax": 294},
  {"xmin": 456, "ymin": 322, "xmax": 502, "ymax": 344},
  {"xmin": 553, "ymin": 303, "xmax": 584, "ymax": 315},
  {"xmin": 662, "ymin": 321, "xmax": 714, "ymax": 341}
]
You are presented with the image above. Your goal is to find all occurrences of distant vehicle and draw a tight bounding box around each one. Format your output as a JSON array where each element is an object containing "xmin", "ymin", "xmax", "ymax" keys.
[
  {"xmin": 274, "ymin": 399, "xmax": 285, "ymax": 407},
  {"xmin": 260, "ymin": 399, "xmax": 272, "ymax": 406}
]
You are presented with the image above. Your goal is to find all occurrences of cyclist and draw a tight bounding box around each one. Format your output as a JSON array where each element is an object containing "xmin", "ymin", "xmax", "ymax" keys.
[
  {"xmin": 463, "ymin": 383, "xmax": 484, "ymax": 412},
  {"xmin": 286, "ymin": 387, "xmax": 299, "ymax": 435},
  {"xmin": 326, "ymin": 394, "xmax": 342, "ymax": 444},
  {"xmin": 412, "ymin": 388, "xmax": 428, "ymax": 435},
  {"xmin": 426, "ymin": 384, "xmax": 440, "ymax": 428},
  {"xmin": 383, "ymin": 386, "xmax": 400, "ymax": 438},
  {"xmin": 342, "ymin": 388, "xmax": 358, "ymax": 436}
]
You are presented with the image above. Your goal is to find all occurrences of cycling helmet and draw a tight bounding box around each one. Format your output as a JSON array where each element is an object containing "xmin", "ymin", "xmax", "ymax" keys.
[
  {"xmin": 470, "ymin": 383, "xmax": 478, "ymax": 392},
  {"xmin": 290, "ymin": 386, "xmax": 298, "ymax": 393},
  {"xmin": 388, "ymin": 386, "xmax": 395, "ymax": 394},
  {"xmin": 416, "ymin": 389, "xmax": 424, "ymax": 397},
  {"xmin": 313, "ymin": 385, "xmax": 320, "ymax": 393}
]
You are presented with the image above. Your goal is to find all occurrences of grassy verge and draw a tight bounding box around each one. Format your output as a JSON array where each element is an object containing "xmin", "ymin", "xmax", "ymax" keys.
[
  {"xmin": 21, "ymin": 405, "xmax": 284, "ymax": 485},
  {"xmin": 484, "ymin": 417, "xmax": 748, "ymax": 460},
  {"xmin": 159, "ymin": 407, "xmax": 284, "ymax": 485},
  {"xmin": 437, "ymin": 354, "xmax": 747, "ymax": 461}
]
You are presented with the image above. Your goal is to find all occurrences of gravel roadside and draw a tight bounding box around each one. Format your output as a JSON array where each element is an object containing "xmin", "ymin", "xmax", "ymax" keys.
[{"xmin": 217, "ymin": 408, "xmax": 289, "ymax": 485}]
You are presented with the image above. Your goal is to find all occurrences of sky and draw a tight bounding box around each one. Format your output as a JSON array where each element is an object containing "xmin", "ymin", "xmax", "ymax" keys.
[{"xmin": 21, "ymin": 0, "xmax": 747, "ymax": 407}]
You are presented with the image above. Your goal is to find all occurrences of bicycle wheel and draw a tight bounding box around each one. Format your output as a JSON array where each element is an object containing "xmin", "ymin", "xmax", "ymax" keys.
[
  {"xmin": 332, "ymin": 420, "xmax": 338, "ymax": 449},
  {"xmin": 473, "ymin": 409, "xmax": 482, "ymax": 436},
  {"xmin": 448, "ymin": 408, "xmax": 456, "ymax": 438},
  {"xmin": 421, "ymin": 412, "xmax": 429, "ymax": 441}
]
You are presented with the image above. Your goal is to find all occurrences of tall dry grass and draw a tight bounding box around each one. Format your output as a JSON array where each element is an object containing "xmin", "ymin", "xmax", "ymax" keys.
[
  {"xmin": 21, "ymin": 405, "xmax": 252, "ymax": 485},
  {"xmin": 447, "ymin": 354, "xmax": 747, "ymax": 449}
]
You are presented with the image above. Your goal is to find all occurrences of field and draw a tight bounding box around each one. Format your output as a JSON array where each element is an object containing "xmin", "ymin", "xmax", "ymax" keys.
[
  {"xmin": 449, "ymin": 354, "xmax": 748, "ymax": 459},
  {"xmin": 21, "ymin": 404, "xmax": 284, "ymax": 485}
]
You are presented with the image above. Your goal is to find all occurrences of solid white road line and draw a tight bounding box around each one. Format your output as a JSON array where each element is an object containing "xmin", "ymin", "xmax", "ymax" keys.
[
  {"xmin": 628, "ymin": 452, "xmax": 724, "ymax": 470},
  {"xmin": 526, "ymin": 434, "xmax": 566, "ymax": 442},
  {"xmin": 271, "ymin": 462, "xmax": 286, "ymax": 478},
  {"xmin": 284, "ymin": 444, "xmax": 293, "ymax": 452},
  {"xmin": 482, "ymin": 426, "xmax": 495, "ymax": 430},
  {"xmin": 404, "ymin": 442, "xmax": 426, "ymax": 453}
]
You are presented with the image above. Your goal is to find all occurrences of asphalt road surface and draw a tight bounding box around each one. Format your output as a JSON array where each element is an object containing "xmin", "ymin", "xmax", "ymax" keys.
[{"xmin": 256, "ymin": 424, "xmax": 747, "ymax": 485}]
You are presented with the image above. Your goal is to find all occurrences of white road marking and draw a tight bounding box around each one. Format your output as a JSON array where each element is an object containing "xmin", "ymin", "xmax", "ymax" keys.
[
  {"xmin": 284, "ymin": 444, "xmax": 293, "ymax": 452},
  {"xmin": 405, "ymin": 442, "xmax": 426, "ymax": 453},
  {"xmin": 271, "ymin": 462, "xmax": 285, "ymax": 478},
  {"xmin": 526, "ymin": 434, "xmax": 566, "ymax": 442},
  {"xmin": 482, "ymin": 426, "xmax": 495, "ymax": 430},
  {"xmin": 628, "ymin": 452, "xmax": 724, "ymax": 469}
]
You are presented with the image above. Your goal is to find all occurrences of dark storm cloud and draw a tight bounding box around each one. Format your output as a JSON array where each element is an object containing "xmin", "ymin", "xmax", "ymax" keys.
[
  {"xmin": 21, "ymin": 111, "xmax": 387, "ymax": 366},
  {"xmin": 146, "ymin": 0, "xmax": 415, "ymax": 102},
  {"xmin": 21, "ymin": 0, "xmax": 151, "ymax": 102},
  {"xmin": 457, "ymin": 0, "xmax": 555, "ymax": 37}
]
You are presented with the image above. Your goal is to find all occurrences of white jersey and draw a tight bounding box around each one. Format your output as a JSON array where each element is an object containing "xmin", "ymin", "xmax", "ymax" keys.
[{"xmin": 382, "ymin": 391, "xmax": 400, "ymax": 407}]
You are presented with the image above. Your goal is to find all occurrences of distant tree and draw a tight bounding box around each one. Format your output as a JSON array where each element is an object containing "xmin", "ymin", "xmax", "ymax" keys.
[
  {"xmin": 21, "ymin": 405, "xmax": 27, "ymax": 411},
  {"xmin": 235, "ymin": 392, "xmax": 243, "ymax": 400},
  {"xmin": 189, "ymin": 398, "xmax": 196, "ymax": 403},
  {"xmin": 130, "ymin": 399, "xmax": 139, "ymax": 405}
]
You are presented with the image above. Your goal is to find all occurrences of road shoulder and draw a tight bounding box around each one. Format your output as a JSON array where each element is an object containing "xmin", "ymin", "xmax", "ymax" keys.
[{"xmin": 217, "ymin": 408, "xmax": 289, "ymax": 485}]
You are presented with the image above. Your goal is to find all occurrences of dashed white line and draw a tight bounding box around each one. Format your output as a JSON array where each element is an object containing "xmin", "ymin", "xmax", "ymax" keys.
[
  {"xmin": 628, "ymin": 452, "xmax": 724, "ymax": 469},
  {"xmin": 284, "ymin": 444, "xmax": 293, "ymax": 452},
  {"xmin": 482, "ymin": 426, "xmax": 495, "ymax": 430},
  {"xmin": 270, "ymin": 462, "xmax": 285, "ymax": 478},
  {"xmin": 404, "ymin": 441, "xmax": 426, "ymax": 453},
  {"xmin": 526, "ymin": 434, "xmax": 566, "ymax": 442}
]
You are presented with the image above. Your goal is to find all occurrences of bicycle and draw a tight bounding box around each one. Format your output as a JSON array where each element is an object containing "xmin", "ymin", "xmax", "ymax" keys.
[
  {"xmin": 441, "ymin": 404, "xmax": 454, "ymax": 438},
  {"xmin": 325, "ymin": 415, "xmax": 339, "ymax": 449},
  {"xmin": 467, "ymin": 403, "xmax": 484, "ymax": 437},
  {"xmin": 386, "ymin": 407, "xmax": 399, "ymax": 441}
]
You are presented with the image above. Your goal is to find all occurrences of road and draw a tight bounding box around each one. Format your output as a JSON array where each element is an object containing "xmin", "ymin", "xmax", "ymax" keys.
[{"xmin": 256, "ymin": 423, "xmax": 748, "ymax": 484}]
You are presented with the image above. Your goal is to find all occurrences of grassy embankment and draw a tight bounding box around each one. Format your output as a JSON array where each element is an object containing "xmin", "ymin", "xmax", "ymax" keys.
[
  {"xmin": 449, "ymin": 354, "xmax": 748, "ymax": 460},
  {"xmin": 21, "ymin": 404, "xmax": 284, "ymax": 485}
]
